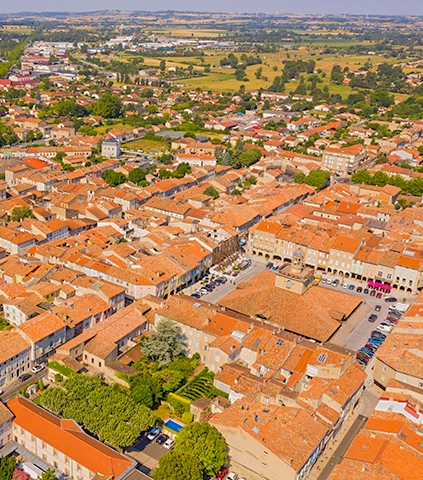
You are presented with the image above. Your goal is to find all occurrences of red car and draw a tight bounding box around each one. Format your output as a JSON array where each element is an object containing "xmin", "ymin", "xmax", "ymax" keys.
[
  {"xmin": 217, "ymin": 467, "xmax": 229, "ymax": 479},
  {"xmin": 376, "ymin": 292, "xmax": 382, "ymax": 299}
]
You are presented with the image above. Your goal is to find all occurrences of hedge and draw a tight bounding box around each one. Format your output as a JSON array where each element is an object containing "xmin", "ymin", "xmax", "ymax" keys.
[{"xmin": 167, "ymin": 392, "xmax": 191, "ymax": 415}]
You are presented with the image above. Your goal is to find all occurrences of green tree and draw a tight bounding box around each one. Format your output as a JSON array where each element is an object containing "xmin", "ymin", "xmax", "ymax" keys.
[
  {"xmin": 153, "ymin": 451, "xmax": 203, "ymax": 480},
  {"xmin": 0, "ymin": 457, "xmax": 15, "ymax": 480},
  {"xmin": 148, "ymin": 104, "xmax": 159, "ymax": 114},
  {"xmin": 175, "ymin": 422, "xmax": 228, "ymax": 476},
  {"xmin": 370, "ymin": 89, "xmax": 394, "ymax": 108},
  {"xmin": 101, "ymin": 170, "xmax": 127, "ymax": 187},
  {"xmin": 131, "ymin": 384, "xmax": 154, "ymax": 408},
  {"xmin": 330, "ymin": 64, "xmax": 344, "ymax": 85},
  {"xmin": 40, "ymin": 469, "xmax": 56, "ymax": 480},
  {"xmin": 203, "ymin": 186, "xmax": 220, "ymax": 199},
  {"xmin": 154, "ymin": 368, "xmax": 185, "ymax": 392},
  {"xmin": 99, "ymin": 417, "xmax": 139, "ymax": 449},
  {"xmin": 94, "ymin": 91, "xmax": 122, "ymax": 118},
  {"xmin": 11, "ymin": 206, "xmax": 33, "ymax": 222},
  {"xmin": 351, "ymin": 170, "xmax": 373, "ymax": 185},
  {"xmin": 128, "ymin": 168, "xmax": 147, "ymax": 185},
  {"xmin": 159, "ymin": 60, "xmax": 166, "ymax": 72},
  {"xmin": 142, "ymin": 318, "xmax": 186, "ymax": 367},
  {"xmin": 39, "ymin": 387, "xmax": 68, "ymax": 415}
]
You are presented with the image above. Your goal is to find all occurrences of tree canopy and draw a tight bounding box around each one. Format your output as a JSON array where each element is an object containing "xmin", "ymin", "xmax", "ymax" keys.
[
  {"xmin": 142, "ymin": 319, "xmax": 185, "ymax": 367},
  {"xmin": 203, "ymin": 186, "xmax": 220, "ymax": 199},
  {"xmin": 101, "ymin": 170, "xmax": 127, "ymax": 187},
  {"xmin": 94, "ymin": 91, "xmax": 122, "ymax": 118},
  {"xmin": 174, "ymin": 422, "xmax": 228, "ymax": 476},
  {"xmin": 39, "ymin": 374, "xmax": 157, "ymax": 448},
  {"xmin": 294, "ymin": 170, "xmax": 330, "ymax": 190},
  {"xmin": 152, "ymin": 451, "xmax": 203, "ymax": 480},
  {"xmin": 11, "ymin": 206, "xmax": 33, "ymax": 222},
  {"xmin": 0, "ymin": 457, "xmax": 15, "ymax": 480}
]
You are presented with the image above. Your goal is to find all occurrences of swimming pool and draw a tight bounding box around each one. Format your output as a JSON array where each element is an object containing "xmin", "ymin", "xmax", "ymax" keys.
[{"xmin": 164, "ymin": 419, "xmax": 184, "ymax": 433}]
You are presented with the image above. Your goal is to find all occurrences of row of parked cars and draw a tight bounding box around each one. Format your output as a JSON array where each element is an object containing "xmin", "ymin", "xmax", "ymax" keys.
[
  {"xmin": 356, "ymin": 309, "xmax": 403, "ymax": 366},
  {"xmin": 322, "ymin": 278, "xmax": 387, "ymax": 298},
  {"xmin": 191, "ymin": 276, "xmax": 227, "ymax": 298},
  {"xmin": 146, "ymin": 426, "xmax": 175, "ymax": 450}
]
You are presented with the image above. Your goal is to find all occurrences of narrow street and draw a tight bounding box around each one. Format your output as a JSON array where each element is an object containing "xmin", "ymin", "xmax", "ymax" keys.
[{"xmin": 317, "ymin": 415, "xmax": 368, "ymax": 480}]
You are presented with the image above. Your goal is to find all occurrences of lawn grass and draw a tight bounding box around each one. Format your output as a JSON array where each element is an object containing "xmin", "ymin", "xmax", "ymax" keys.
[
  {"xmin": 48, "ymin": 360, "xmax": 75, "ymax": 378},
  {"xmin": 123, "ymin": 138, "xmax": 165, "ymax": 152}
]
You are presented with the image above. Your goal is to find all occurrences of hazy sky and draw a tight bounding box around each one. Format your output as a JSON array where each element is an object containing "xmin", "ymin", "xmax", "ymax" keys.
[{"xmin": 0, "ymin": 0, "xmax": 423, "ymax": 15}]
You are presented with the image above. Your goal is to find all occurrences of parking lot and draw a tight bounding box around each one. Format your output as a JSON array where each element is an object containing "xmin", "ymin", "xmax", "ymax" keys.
[
  {"xmin": 186, "ymin": 260, "xmax": 265, "ymax": 304},
  {"xmin": 319, "ymin": 277, "xmax": 412, "ymax": 352},
  {"xmin": 126, "ymin": 434, "xmax": 169, "ymax": 474}
]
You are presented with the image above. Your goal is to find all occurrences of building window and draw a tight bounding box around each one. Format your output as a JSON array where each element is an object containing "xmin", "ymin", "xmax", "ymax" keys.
[
  {"xmin": 53, "ymin": 462, "xmax": 58, "ymax": 469},
  {"xmin": 42, "ymin": 454, "xmax": 47, "ymax": 462},
  {"xmin": 53, "ymin": 449, "xmax": 58, "ymax": 457},
  {"xmin": 65, "ymin": 457, "xmax": 69, "ymax": 465},
  {"xmin": 77, "ymin": 465, "xmax": 81, "ymax": 472},
  {"xmin": 42, "ymin": 442, "xmax": 46, "ymax": 450},
  {"xmin": 31, "ymin": 435, "xmax": 35, "ymax": 443}
]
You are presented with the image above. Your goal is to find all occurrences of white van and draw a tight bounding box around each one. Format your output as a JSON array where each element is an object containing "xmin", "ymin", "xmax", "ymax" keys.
[{"xmin": 389, "ymin": 303, "xmax": 408, "ymax": 313}]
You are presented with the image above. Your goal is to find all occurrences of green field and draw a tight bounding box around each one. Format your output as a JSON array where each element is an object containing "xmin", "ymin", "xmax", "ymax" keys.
[{"xmin": 123, "ymin": 138, "xmax": 165, "ymax": 152}]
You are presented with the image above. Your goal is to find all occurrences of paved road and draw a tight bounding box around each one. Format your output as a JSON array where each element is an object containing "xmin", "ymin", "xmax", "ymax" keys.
[
  {"xmin": 317, "ymin": 414, "xmax": 368, "ymax": 480},
  {"xmin": 0, "ymin": 370, "xmax": 45, "ymax": 402}
]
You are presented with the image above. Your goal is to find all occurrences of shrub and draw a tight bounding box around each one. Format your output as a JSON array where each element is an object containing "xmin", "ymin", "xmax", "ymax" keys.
[
  {"xmin": 182, "ymin": 412, "xmax": 193, "ymax": 424},
  {"xmin": 54, "ymin": 373, "xmax": 63, "ymax": 383},
  {"xmin": 167, "ymin": 393, "xmax": 191, "ymax": 416}
]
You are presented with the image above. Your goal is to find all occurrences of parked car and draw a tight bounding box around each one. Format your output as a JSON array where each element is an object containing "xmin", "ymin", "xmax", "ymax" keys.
[
  {"xmin": 343, "ymin": 283, "xmax": 348, "ymax": 289},
  {"xmin": 358, "ymin": 347, "xmax": 374, "ymax": 356},
  {"xmin": 377, "ymin": 324, "xmax": 393, "ymax": 333},
  {"xmin": 365, "ymin": 343, "xmax": 379, "ymax": 351},
  {"xmin": 371, "ymin": 331, "xmax": 387, "ymax": 339},
  {"xmin": 367, "ymin": 337, "xmax": 383, "ymax": 346},
  {"xmin": 375, "ymin": 305, "xmax": 381, "ymax": 312},
  {"xmin": 227, "ymin": 474, "xmax": 238, "ymax": 480},
  {"xmin": 357, "ymin": 286, "xmax": 363, "ymax": 293},
  {"xmin": 386, "ymin": 317, "xmax": 398, "ymax": 324},
  {"xmin": 332, "ymin": 280, "xmax": 340, "ymax": 287},
  {"xmin": 18, "ymin": 374, "xmax": 31, "ymax": 382},
  {"xmin": 348, "ymin": 284, "xmax": 355, "ymax": 290},
  {"xmin": 191, "ymin": 293, "xmax": 201, "ymax": 298},
  {"xmin": 370, "ymin": 290, "xmax": 376, "ymax": 297},
  {"xmin": 326, "ymin": 278, "xmax": 332, "ymax": 284},
  {"xmin": 163, "ymin": 438, "xmax": 175, "ymax": 450},
  {"xmin": 0, "ymin": 390, "xmax": 4, "ymax": 395},
  {"xmin": 216, "ymin": 467, "xmax": 229, "ymax": 480},
  {"xmin": 31, "ymin": 365, "xmax": 45, "ymax": 374},
  {"xmin": 368, "ymin": 314, "xmax": 378, "ymax": 322},
  {"xmin": 156, "ymin": 434, "xmax": 168, "ymax": 445},
  {"xmin": 266, "ymin": 262, "xmax": 273, "ymax": 269},
  {"xmin": 364, "ymin": 288, "xmax": 369, "ymax": 294},
  {"xmin": 147, "ymin": 427, "xmax": 160, "ymax": 441},
  {"xmin": 376, "ymin": 292, "xmax": 382, "ymax": 299},
  {"xmin": 385, "ymin": 297, "xmax": 398, "ymax": 303}
]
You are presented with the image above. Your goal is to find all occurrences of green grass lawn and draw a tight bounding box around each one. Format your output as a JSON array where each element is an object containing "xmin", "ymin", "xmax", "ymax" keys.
[{"xmin": 123, "ymin": 138, "xmax": 165, "ymax": 152}]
